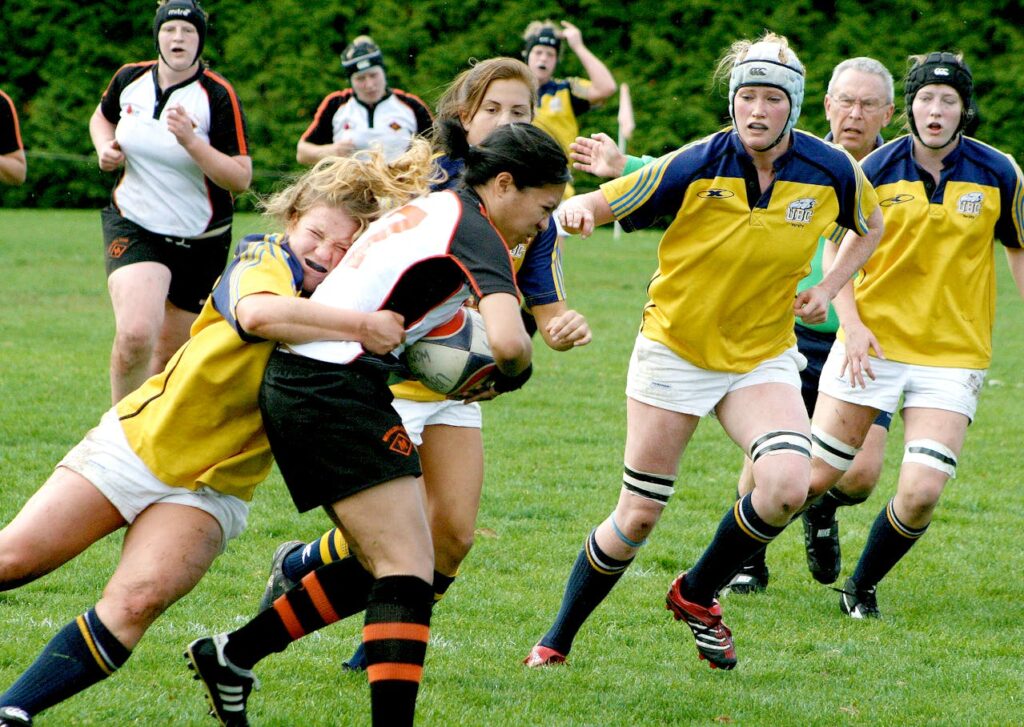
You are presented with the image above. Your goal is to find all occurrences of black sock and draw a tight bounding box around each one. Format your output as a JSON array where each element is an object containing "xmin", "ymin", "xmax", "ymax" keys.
[
  {"xmin": 851, "ymin": 498, "xmax": 928, "ymax": 590},
  {"xmin": 281, "ymin": 528, "xmax": 350, "ymax": 582},
  {"xmin": 812, "ymin": 487, "xmax": 869, "ymax": 520}
]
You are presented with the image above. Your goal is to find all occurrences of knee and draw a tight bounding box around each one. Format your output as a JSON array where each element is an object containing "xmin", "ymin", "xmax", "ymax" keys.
[
  {"xmin": 112, "ymin": 323, "xmax": 157, "ymax": 362},
  {"xmin": 897, "ymin": 481, "xmax": 944, "ymax": 519},
  {"xmin": 100, "ymin": 580, "xmax": 172, "ymax": 630},
  {"xmin": 838, "ymin": 461, "xmax": 882, "ymax": 499},
  {"xmin": 755, "ymin": 464, "xmax": 810, "ymax": 517},
  {"xmin": 0, "ymin": 540, "xmax": 44, "ymax": 590},
  {"xmin": 614, "ymin": 497, "xmax": 664, "ymax": 541},
  {"xmin": 433, "ymin": 525, "xmax": 474, "ymax": 572}
]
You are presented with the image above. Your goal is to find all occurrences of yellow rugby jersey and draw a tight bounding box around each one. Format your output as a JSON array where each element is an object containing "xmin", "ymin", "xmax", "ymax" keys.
[
  {"xmin": 602, "ymin": 129, "xmax": 876, "ymax": 373},
  {"xmin": 534, "ymin": 77, "xmax": 593, "ymax": 198},
  {"xmin": 844, "ymin": 135, "xmax": 1024, "ymax": 368},
  {"xmin": 116, "ymin": 234, "xmax": 304, "ymax": 500}
]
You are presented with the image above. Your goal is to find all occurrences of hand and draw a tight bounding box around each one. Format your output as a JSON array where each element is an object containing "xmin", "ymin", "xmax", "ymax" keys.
[
  {"xmin": 793, "ymin": 286, "xmax": 830, "ymax": 325},
  {"xmin": 569, "ymin": 133, "xmax": 626, "ymax": 178},
  {"xmin": 166, "ymin": 104, "xmax": 198, "ymax": 149},
  {"xmin": 545, "ymin": 309, "xmax": 592, "ymax": 349},
  {"xmin": 558, "ymin": 203, "xmax": 595, "ymax": 238},
  {"xmin": 330, "ymin": 137, "xmax": 357, "ymax": 157},
  {"xmin": 360, "ymin": 310, "xmax": 406, "ymax": 354},
  {"xmin": 454, "ymin": 378, "xmax": 501, "ymax": 404},
  {"xmin": 97, "ymin": 139, "xmax": 125, "ymax": 171},
  {"xmin": 840, "ymin": 322, "xmax": 884, "ymax": 389},
  {"xmin": 560, "ymin": 20, "xmax": 584, "ymax": 50}
]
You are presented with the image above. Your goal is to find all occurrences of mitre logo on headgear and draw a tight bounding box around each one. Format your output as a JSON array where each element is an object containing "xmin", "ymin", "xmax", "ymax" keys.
[
  {"xmin": 167, "ymin": 8, "xmax": 190, "ymax": 17},
  {"xmin": 785, "ymin": 198, "xmax": 816, "ymax": 225},
  {"xmin": 957, "ymin": 191, "xmax": 983, "ymax": 217}
]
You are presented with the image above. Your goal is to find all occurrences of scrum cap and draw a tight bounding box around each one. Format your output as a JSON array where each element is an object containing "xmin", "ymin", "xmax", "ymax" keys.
[
  {"xmin": 729, "ymin": 40, "xmax": 805, "ymax": 150},
  {"xmin": 904, "ymin": 52, "xmax": 975, "ymax": 141},
  {"xmin": 153, "ymin": 0, "xmax": 207, "ymax": 65},
  {"xmin": 341, "ymin": 38, "xmax": 385, "ymax": 78}
]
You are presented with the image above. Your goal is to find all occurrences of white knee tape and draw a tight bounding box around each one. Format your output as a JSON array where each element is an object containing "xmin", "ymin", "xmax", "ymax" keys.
[
  {"xmin": 622, "ymin": 464, "xmax": 675, "ymax": 504},
  {"xmin": 903, "ymin": 439, "xmax": 957, "ymax": 478},
  {"xmin": 749, "ymin": 430, "xmax": 811, "ymax": 462},
  {"xmin": 811, "ymin": 425, "xmax": 860, "ymax": 472}
]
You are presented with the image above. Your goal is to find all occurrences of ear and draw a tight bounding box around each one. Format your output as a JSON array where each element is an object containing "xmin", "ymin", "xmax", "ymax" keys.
[{"xmin": 494, "ymin": 170, "xmax": 515, "ymax": 195}]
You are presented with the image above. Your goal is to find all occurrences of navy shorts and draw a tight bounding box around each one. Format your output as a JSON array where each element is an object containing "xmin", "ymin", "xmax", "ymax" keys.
[
  {"xmin": 796, "ymin": 324, "xmax": 891, "ymax": 429},
  {"xmin": 101, "ymin": 205, "xmax": 232, "ymax": 313},
  {"xmin": 259, "ymin": 349, "xmax": 422, "ymax": 513}
]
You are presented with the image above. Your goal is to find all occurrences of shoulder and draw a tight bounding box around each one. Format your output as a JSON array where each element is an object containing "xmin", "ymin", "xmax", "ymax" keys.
[
  {"xmin": 959, "ymin": 137, "xmax": 1022, "ymax": 181},
  {"xmin": 391, "ymin": 88, "xmax": 431, "ymax": 110},
  {"xmin": 859, "ymin": 135, "xmax": 911, "ymax": 181},
  {"xmin": 200, "ymin": 69, "xmax": 242, "ymax": 100},
  {"xmin": 106, "ymin": 61, "xmax": 155, "ymax": 91},
  {"xmin": 320, "ymin": 89, "xmax": 354, "ymax": 106}
]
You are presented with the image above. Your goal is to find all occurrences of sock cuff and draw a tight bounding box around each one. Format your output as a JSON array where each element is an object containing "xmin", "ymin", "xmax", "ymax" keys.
[
  {"xmin": 79, "ymin": 608, "xmax": 131, "ymax": 674},
  {"xmin": 736, "ymin": 493, "xmax": 785, "ymax": 544},
  {"xmin": 885, "ymin": 499, "xmax": 929, "ymax": 539}
]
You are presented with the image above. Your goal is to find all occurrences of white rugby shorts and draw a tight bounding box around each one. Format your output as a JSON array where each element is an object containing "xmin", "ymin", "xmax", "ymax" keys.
[{"xmin": 392, "ymin": 398, "xmax": 482, "ymax": 446}]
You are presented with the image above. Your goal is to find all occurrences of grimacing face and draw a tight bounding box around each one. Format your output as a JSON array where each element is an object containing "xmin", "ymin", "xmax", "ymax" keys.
[
  {"xmin": 286, "ymin": 205, "xmax": 360, "ymax": 293},
  {"xmin": 527, "ymin": 45, "xmax": 558, "ymax": 84}
]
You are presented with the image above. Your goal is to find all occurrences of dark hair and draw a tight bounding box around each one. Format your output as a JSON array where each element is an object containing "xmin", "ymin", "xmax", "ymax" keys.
[{"xmin": 439, "ymin": 118, "xmax": 571, "ymax": 190}]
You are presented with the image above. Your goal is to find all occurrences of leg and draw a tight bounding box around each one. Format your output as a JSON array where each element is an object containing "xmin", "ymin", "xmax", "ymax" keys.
[
  {"xmin": 107, "ymin": 262, "xmax": 171, "ymax": 403},
  {"xmin": 149, "ymin": 300, "xmax": 198, "ymax": 378}
]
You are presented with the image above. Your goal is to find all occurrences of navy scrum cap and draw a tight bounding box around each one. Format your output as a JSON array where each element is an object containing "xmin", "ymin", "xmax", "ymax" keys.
[
  {"xmin": 904, "ymin": 52, "xmax": 975, "ymax": 140},
  {"xmin": 523, "ymin": 26, "xmax": 560, "ymax": 58},
  {"xmin": 342, "ymin": 38, "xmax": 385, "ymax": 78},
  {"xmin": 153, "ymin": 0, "xmax": 207, "ymax": 64}
]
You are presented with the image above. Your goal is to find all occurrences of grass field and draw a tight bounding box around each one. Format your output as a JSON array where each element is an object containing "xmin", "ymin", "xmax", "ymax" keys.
[{"xmin": 1, "ymin": 208, "xmax": 1022, "ymax": 726}]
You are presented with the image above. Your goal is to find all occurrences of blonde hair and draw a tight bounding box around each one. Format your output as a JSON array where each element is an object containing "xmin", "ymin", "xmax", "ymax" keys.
[
  {"xmin": 714, "ymin": 31, "xmax": 794, "ymax": 86},
  {"xmin": 261, "ymin": 138, "xmax": 441, "ymax": 237},
  {"xmin": 522, "ymin": 19, "xmax": 558, "ymax": 40},
  {"xmin": 435, "ymin": 57, "xmax": 537, "ymax": 126}
]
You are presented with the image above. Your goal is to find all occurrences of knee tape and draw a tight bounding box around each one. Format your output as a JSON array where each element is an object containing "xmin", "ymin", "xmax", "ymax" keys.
[
  {"xmin": 749, "ymin": 430, "xmax": 811, "ymax": 462},
  {"xmin": 622, "ymin": 464, "xmax": 675, "ymax": 504},
  {"xmin": 903, "ymin": 439, "xmax": 957, "ymax": 478},
  {"xmin": 811, "ymin": 425, "xmax": 860, "ymax": 472}
]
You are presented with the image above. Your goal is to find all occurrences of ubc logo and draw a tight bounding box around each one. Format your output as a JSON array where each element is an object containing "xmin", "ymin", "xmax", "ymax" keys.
[
  {"xmin": 957, "ymin": 191, "xmax": 983, "ymax": 217},
  {"xmin": 785, "ymin": 198, "xmax": 816, "ymax": 225},
  {"xmin": 750, "ymin": 67, "xmax": 768, "ymax": 76},
  {"xmin": 509, "ymin": 243, "xmax": 527, "ymax": 260},
  {"xmin": 698, "ymin": 188, "xmax": 735, "ymax": 199}
]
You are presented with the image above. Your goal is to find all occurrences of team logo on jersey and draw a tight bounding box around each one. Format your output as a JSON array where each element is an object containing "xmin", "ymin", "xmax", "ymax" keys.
[
  {"xmin": 548, "ymin": 96, "xmax": 563, "ymax": 112},
  {"xmin": 697, "ymin": 189, "xmax": 735, "ymax": 199},
  {"xmin": 880, "ymin": 194, "xmax": 914, "ymax": 207},
  {"xmin": 509, "ymin": 243, "xmax": 527, "ymax": 260},
  {"xmin": 957, "ymin": 191, "xmax": 983, "ymax": 217},
  {"xmin": 108, "ymin": 236, "xmax": 129, "ymax": 259},
  {"xmin": 390, "ymin": 121, "xmax": 402, "ymax": 131},
  {"xmin": 785, "ymin": 198, "xmax": 816, "ymax": 225},
  {"xmin": 382, "ymin": 425, "xmax": 414, "ymax": 456}
]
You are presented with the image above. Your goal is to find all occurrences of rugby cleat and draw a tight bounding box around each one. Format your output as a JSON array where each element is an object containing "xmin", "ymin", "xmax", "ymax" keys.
[
  {"xmin": 523, "ymin": 642, "xmax": 567, "ymax": 667},
  {"xmin": 341, "ymin": 642, "xmax": 368, "ymax": 672},
  {"xmin": 185, "ymin": 634, "xmax": 259, "ymax": 727},
  {"xmin": 666, "ymin": 573, "xmax": 737, "ymax": 670},
  {"xmin": 802, "ymin": 506, "xmax": 841, "ymax": 584},
  {"xmin": 0, "ymin": 706, "xmax": 33, "ymax": 726},
  {"xmin": 722, "ymin": 562, "xmax": 769, "ymax": 596},
  {"xmin": 256, "ymin": 540, "xmax": 304, "ymax": 614},
  {"xmin": 836, "ymin": 577, "xmax": 881, "ymax": 619}
]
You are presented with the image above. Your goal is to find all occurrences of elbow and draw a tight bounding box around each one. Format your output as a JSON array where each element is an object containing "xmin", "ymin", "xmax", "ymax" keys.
[
  {"xmin": 490, "ymin": 334, "xmax": 533, "ymax": 375},
  {"xmin": 594, "ymin": 80, "xmax": 618, "ymax": 102}
]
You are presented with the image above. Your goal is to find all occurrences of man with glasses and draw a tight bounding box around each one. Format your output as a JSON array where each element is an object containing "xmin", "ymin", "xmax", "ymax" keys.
[{"xmin": 727, "ymin": 57, "xmax": 896, "ymax": 595}]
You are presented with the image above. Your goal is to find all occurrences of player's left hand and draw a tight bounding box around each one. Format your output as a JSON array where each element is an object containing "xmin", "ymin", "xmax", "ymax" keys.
[
  {"xmin": 840, "ymin": 321, "xmax": 884, "ymax": 389},
  {"xmin": 166, "ymin": 104, "xmax": 198, "ymax": 148},
  {"xmin": 793, "ymin": 286, "xmax": 829, "ymax": 325},
  {"xmin": 546, "ymin": 309, "xmax": 592, "ymax": 349},
  {"xmin": 558, "ymin": 203, "xmax": 595, "ymax": 238}
]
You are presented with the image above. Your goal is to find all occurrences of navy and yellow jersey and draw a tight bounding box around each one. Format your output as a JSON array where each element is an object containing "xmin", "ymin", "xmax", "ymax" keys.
[
  {"xmin": 845, "ymin": 135, "xmax": 1024, "ymax": 368},
  {"xmin": 117, "ymin": 233, "xmax": 304, "ymax": 500},
  {"xmin": 602, "ymin": 128, "xmax": 877, "ymax": 373},
  {"xmin": 534, "ymin": 76, "xmax": 593, "ymax": 198},
  {"xmin": 391, "ymin": 157, "xmax": 565, "ymax": 402}
]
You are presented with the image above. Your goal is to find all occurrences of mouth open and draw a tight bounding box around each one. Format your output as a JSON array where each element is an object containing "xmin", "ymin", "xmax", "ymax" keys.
[{"xmin": 305, "ymin": 259, "xmax": 328, "ymax": 274}]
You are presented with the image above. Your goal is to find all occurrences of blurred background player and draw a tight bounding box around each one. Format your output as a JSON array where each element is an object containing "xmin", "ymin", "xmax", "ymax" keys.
[
  {"xmin": 296, "ymin": 35, "xmax": 433, "ymax": 164},
  {"xmin": 89, "ymin": 0, "xmax": 251, "ymax": 403},
  {"xmin": 523, "ymin": 19, "xmax": 616, "ymax": 197},
  {"xmin": 0, "ymin": 88, "xmax": 26, "ymax": 186},
  {"xmin": 809, "ymin": 52, "xmax": 1024, "ymax": 619},
  {"xmin": 524, "ymin": 31, "xmax": 882, "ymax": 671},
  {"xmin": 259, "ymin": 57, "xmax": 592, "ymax": 673}
]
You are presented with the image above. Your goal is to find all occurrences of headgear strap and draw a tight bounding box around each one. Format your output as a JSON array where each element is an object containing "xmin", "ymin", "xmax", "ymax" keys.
[{"xmin": 904, "ymin": 52, "xmax": 975, "ymax": 147}]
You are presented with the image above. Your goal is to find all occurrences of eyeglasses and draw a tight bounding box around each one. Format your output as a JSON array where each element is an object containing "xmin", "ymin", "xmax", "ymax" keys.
[{"xmin": 830, "ymin": 95, "xmax": 888, "ymax": 113}]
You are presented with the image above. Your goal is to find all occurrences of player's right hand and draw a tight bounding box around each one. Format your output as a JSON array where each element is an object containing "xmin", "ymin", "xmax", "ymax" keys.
[
  {"xmin": 569, "ymin": 133, "xmax": 626, "ymax": 178},
  {"xmin": 558, "ymin": 203, "xmax": 595, "ymax": 238}
]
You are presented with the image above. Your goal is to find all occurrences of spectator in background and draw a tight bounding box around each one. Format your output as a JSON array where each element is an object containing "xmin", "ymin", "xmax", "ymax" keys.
[
  {"xmin": 89, "ymin": 0, "xmax": 251, "ymax": 403},
  {"xmin": 523, "ymin": 19, "xmax": 616, "ymax": 197},
  {"xmin": 0, "ymin": 88, "xmax": 26, "ymax": 186},
  {"xmin": 296, "ymin": 35, "xmax": 433, "ymax": 165}
]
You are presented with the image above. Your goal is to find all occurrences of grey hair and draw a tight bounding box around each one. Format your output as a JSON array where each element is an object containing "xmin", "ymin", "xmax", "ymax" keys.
[{"xmin": 827, "ymin": 57, "xmax": 894, "ymax": 103}]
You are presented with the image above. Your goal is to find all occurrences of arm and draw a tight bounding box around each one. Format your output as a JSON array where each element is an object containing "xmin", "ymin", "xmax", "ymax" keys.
[
  {"xmin": 0, "ymin": 150, "xmax": 25, "ymax": 186},
  {"xmin": 561, "ymin": 21, "xmax": 616, "ymax": 103},
  {"xmin": 235, "ymin": 294, "xmax": 405, "ymax": 353},
  {"xmin": 296, "ymin": 137, "xmax": 356, "ymax": 165},
  {"xmin": 1006, "ymin": 247, "xmax": 1024, "ymax": 298},
  {"xmin": 89, "ymin": 105, "xmax": 126, "ymax": 172},
  {"xmin": 166, "ymin": 105, "xmax": 251, "ymax": 192},
  {"xmin": 569, "ymin": 133, "xmax": 626, "ymax": 178},
  {"xmin": 477, "ymin": 292, "xmax": 531, "ymax": 376},
  {"xmin": 557, "ymin": 189, "xmax": 616, "ymax": 238},
  {"xmin": 530, "ymin": 301, "xmax": 592, "ymax": 351}
]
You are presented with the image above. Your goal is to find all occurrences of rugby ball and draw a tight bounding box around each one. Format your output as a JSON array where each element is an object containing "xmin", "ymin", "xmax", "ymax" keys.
[{"xmin": 405, "ymin": 308, "xmax": 497, "ymax": 396}]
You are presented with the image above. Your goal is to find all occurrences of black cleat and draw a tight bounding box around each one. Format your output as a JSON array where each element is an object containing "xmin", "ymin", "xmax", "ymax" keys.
[
  {"xmin": 836, "ymin": 577, "xmax": 881, "ymax": 619},
  {"xmin": 0, "ymin": 706, "xmax": 33, "ymax": 727},
  {"xmin": 722, "ymin": 562, "xmax": 769, "ymax": 595},
  {"xmin": 802, "ymin": 507, "xmax": 841, "ymax": 584},
  {"xmin": 185, "ymin": 634, "xmax": 259, "ymax": 726}
]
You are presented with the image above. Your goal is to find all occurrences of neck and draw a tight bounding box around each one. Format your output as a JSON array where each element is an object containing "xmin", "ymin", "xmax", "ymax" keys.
[
  {"xmin": 912, "ymin": 134, "xmax": 958, "ymax": 170},
  {"xmin": 157, "ymin": 58, "xmax": 199, "ymax": 88},
  {"xmin": 745, "ymin": 134, "xmax": 790, "ymax": 171}
]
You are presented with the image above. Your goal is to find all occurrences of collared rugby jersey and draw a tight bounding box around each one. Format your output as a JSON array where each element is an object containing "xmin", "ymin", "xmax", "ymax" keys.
[
  {"xmin": 602, "ymin": 128, "xmax": 877, "ymax": 373},
  {"xmin": 289, "ymin": 187, "xmax": 518, "ymax": 366},
  {"xmin": 300, "ymin": 88, "xmax": 433, "ymax": 158},
  {"xmin": 0, "ymin": 89, "xmax": 23, "ymax": 155},
  {"xmin": 117, "ymin": 234, "xmax": 302, "ymax": 500},
  {"xmin": 533, "ymin": 77, "xmax": 592, "ymax": 156},
  {"xmin": 100, "ymin": 62, "xmax": 248, "ymax": 238},
  {"xmin": 846, "ymin": 135, "xmax": 1024, "ymax": 368}
]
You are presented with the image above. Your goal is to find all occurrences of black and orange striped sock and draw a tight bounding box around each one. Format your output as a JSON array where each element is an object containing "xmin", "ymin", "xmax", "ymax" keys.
[
  {"xmin": 224, "ymin": 555, "xmax": 373, "ymax": 670},
  {"xmin": 0, "ymin": 607, "xmax": 130, "ymax": 716},
  {"xmin": 363, "ymin": 575, "xmax": 433, "ymax": 727}
]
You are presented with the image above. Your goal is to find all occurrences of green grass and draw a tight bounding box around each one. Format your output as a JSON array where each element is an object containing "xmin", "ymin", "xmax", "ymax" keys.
[{"xmin": 1, "ymin": 208, "xmax": 1022, "ymax": 726}]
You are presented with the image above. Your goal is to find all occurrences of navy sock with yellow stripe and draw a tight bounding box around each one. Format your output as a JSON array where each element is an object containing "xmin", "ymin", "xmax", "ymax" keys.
[
  {"xmin": 682, "ymin": 494, "xmax": 784, "ymax": 605},
  {"xmin": 281, "ymin": 528, "xmax": 350, "ymax": 582},
  {"xmin": 0, "ymin": 608, "xmax": 130, "ymax": 716},
  {"xmin": 851, "ymin": 498, "xmax": 928, "ymax": 591},
  {"xmin": 364, "ymin": 575, "xmax": 433, "ymax": 727},
  {"xmin": 541, "ymin": 529, "xmax": 634, "ymax": 655},
  {"xmin": 224, "ymin": 555, "xmax": 373, "ymax": 670}
]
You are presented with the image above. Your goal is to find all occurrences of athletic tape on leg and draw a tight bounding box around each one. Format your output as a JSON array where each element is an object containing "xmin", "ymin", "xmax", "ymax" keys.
[
  {"xmin": 749, "ymin": 430, "xmax": 812, "ymax": 462},
  {"xmin": 610, "ymin": 515, "xmax": 647, "ymax": 548},
  {"xmin": 903, "ymin": 439, "xmax": 957, "ymax": 478},
  {"xmin": 622, "ymin": 464, "xmax": 675, "ymax": 504},
  {"xmin": 811, "ymin": 425, "xmax": 860, "ymax": 472}
]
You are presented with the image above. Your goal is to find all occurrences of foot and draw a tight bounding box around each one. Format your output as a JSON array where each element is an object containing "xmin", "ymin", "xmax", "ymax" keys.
[
  {"xmin": 665, "ymin": 573, "xmax": 737, "ymax": 670},
  {"xmin": 836, "ymin": 577, "xmax": 881, "ymax": 619},
  {"xmin": 0, "ymin": 706, "xmax": 33, "ymax": 727},
  {"xmin": 257, "ymin": 540, "xmax": 304, "ymax": 613},
  {"xmin": 802, "ymin": 507, "xmax": 841, "ymax": 584},
  {"xmin": 185, "ymin": 634, "xmax": 259, "ymax": 727},
  {"xmin": 341, "ymin": 642, "xmax": 368, "ymax": 672},
  {"xmin": 523, "ymin": 642, "xmax": 567, "ymax": 667},
  {"xmin": 721, "ymin": 562, "xmax": 769, "ymax": 596}
]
